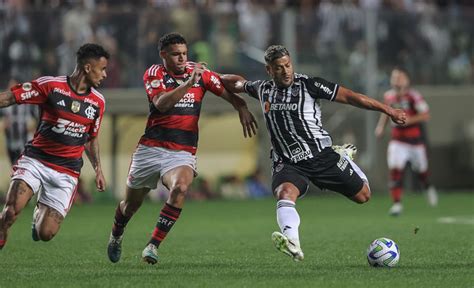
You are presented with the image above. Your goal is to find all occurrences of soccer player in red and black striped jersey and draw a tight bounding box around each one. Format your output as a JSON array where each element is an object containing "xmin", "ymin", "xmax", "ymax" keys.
[
  {"xmin": 0, "ymin": 43, "xmax": 109, "ymax": 249},
  {"xmin": 106, "ymin": 32, "xmax": 257, "ymax": 264},
  {"xmin": 375, "ymin": 68, "xmax": 438, "ymax": 216}
]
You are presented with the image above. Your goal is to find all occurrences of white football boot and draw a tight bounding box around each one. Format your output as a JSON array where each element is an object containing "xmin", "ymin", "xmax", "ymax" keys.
[
  {"xmin": 271, "ymin": 231, "xmax": 304, "ymax": 262},
  {"xmin": 142, "ymin": 243, "xmax": 159, "ymax": 265},
  {"xmin": 389, "ymin": 202, "xmax": 403, "ymax": 216},
  {"xmin": 332, "ymin": 143, "xmax": 357, "ymax": 161},
  {"xmin": 426, "ymin": 186, "xmax": 438, "ymax": 207}
]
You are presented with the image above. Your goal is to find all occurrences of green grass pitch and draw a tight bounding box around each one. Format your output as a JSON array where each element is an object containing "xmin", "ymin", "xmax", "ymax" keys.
[{"xmin": 0, "ymin": 192, "xmax": 472, "ymax": 287}]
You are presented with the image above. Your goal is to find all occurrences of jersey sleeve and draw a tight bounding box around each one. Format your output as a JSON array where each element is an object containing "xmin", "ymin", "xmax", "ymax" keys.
[
  {"xmin": 10, "ymin": 79, "xmax": 49, "ymax": 105},
  {"xmin": 90, "ymin": 102, "xmax": 105, "ymax": 138},
  {"xmin": 143, "ymin": 69, "xmax": 166, "ymax": 102},
  {"xmin": 202, "ymin": 70, "xmax": 225, "ymax": 96},
  {"xmin": 304, "ymin": 77, "xmax": 339, "ymax": 101},
  {"xmin": 412, "ymin": 91, "xmax": 429, "ymax": 113},
  {"xmin": 243, "ymin": 80, "xmax": 262, "ymax": 100}
]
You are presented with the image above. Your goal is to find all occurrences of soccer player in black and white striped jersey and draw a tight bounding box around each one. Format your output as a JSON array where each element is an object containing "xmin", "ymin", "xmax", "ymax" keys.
[
  {"xmin": 0, "ymin": 77, "xmax": 38, "ymax": 165},
  {"xmin": 221, "ymin": 45, "xmax": 406, "ymax": 261}
]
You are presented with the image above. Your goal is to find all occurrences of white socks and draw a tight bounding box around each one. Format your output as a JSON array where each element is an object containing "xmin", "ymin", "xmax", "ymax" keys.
[{"xmin": 276, "ymin": 200, "xmax": 300, "ymax": 246}]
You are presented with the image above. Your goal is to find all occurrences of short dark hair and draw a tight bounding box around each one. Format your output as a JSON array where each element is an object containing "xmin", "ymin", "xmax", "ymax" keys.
[
  {"xmin": 76, "ymin": 43, "xmax": 109, "ymax": 66},
  {"xmin": 392, "ymin": 66, "xmax": 410, "ymax": 77},
  {"xmin": 264, "ymin": 45, "xmax": 290, "ymax": 63},
  {"xmin": 159, "ymin": 32, "xmax": 187, "ymax": 51}
]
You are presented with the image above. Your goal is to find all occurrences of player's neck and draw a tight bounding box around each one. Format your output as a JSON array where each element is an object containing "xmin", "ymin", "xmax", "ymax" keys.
[{"xmin": 69, "ymin": 70, "xmax": 90, "ymax": 94}]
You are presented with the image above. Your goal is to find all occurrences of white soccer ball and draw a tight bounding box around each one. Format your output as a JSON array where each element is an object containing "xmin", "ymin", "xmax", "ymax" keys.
[{"xmin": 367, "ymin": 237, "xmax": 400, "ymax": 267}]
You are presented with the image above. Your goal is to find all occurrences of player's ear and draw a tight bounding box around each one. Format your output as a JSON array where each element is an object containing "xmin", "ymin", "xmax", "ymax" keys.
[
  {"xmin": 265, "ymin": 64, "xmax": 272, "ymax": 77},
  {"xmin": 159, "ymin": 50, "xmax": 166, "ymax": 59},
  {"xmin": 84, "ymin": 63, "xmax": 91, "ymax": 74}
]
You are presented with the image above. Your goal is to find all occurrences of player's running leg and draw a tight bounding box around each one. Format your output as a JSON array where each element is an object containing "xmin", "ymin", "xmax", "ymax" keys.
[
  {"xmin": 142, "ymin": 166, "xmax": 193, "ymax": 265},
  {"xmin": 34, "ymin": 203, "xmax": 65, "ymax": 241},
  {"xmin": 388, "ymin": 169, "xmax": 403, "ymax": 215},
  {"xmin": 0, "ymin": 180, "xmax": 34, "ymax": 249},
  {"xmin": 107, "ymin": 186, "xmax": 149, "ymax": 263},
  {"xmin": 272, "ymin": 183, "xmax": 304, "ymax": 261}
]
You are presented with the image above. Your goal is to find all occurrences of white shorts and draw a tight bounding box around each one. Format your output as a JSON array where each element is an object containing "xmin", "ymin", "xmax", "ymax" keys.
[
  {"xmin": 126, "ymin": 145, "xmax": 197, "ymax": 190},
  {"xmin": 12, "ymin": 156, "xmax": 78, "ymax": 218},
  {"xmin": 387, "ymin": 140, "xmax": 428, "ymax": 172}
]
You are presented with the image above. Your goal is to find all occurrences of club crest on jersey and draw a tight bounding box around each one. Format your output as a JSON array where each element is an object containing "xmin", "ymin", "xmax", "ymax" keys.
[
  {"xmin": 150, "ymin": 79, "xmax": 161, "ymax": 88},
  {"xmin": 22, "ymin": 82, "xmax": 32, "ymax": 91},
  {"xmin": 71, "ymin": 101, "xmax": 81, "ymax": 113},
  {"xmin": 85, "ymin": 105, "xmax": 96, "ymax": 119}
]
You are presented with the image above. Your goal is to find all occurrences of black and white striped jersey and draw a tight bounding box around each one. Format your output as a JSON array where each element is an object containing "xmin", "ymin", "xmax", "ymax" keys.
[
  {"xmin": 0, "ymin": 104, "xmax": 37, "ymax": 151},
  {"xmin": 244, "ymin": 73, "xmax": 339, "ymax": 163}
]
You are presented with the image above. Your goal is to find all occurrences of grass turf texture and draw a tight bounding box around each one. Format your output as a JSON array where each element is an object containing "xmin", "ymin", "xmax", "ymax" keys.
[{"xmin": 0, "ymin": 192, "xmax": 472, "ymax": 288}]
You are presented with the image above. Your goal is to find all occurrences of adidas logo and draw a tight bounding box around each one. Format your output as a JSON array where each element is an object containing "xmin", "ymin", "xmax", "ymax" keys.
[{"xmin": 57, "ymin": 100, "xmax": 66, "ymax": 107}]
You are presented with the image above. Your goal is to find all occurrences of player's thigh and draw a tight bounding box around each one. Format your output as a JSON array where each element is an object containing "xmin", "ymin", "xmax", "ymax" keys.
[
  {"xmin": 387, "ymin": 141, "xmax": 410, "ymax": 170},
  {"xmin": 4, "ymin": 180, "xmax": 34, "ymax": 212},
  {"xmin": 124, "ymin": 186, "xmax": 150, "ymax": 204},
  {"xmin": 271, "ymin": 162, "xmax": 309, "ymax": 199},
  {"xmin": 411, "ymin": 145, "xmax": 429, "ymax": 173},
  {"xmin": 162, "ymin": 165, "xmax": 195, "ymax": 191},
  {"xmin": 312, "ymin": 155, "xmax": 365, "ymax": 199}
]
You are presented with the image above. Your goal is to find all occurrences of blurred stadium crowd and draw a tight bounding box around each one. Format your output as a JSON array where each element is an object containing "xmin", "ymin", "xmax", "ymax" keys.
[{"xmin": 0, "ymin": 0, "xmax": 473, "ymax": 89}]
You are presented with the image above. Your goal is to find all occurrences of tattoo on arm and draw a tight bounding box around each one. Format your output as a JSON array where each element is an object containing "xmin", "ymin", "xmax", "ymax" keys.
[
  {"xmin": 85, "ymin": 138, "xmax": 101, "ymax": 171},
  {"xmin": 0, "ymin": 91, "xmax": 16, "ymax": 108}
]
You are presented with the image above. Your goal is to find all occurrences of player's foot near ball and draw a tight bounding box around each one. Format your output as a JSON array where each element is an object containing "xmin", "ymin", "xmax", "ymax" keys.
[
  {"xmin": 389, "ymin": 202, "xmax": 403, "ymax": 216},
  {"xmin": 142, "ymin": 243, "xmax": 159, "ymax": 265},
  {"xmin": 107, "ymin": 233, "xmax": 124, "ymax": 263},
  {"xmin": 271, "ymin": 231, "xmax": 304, "ymax": 262}
]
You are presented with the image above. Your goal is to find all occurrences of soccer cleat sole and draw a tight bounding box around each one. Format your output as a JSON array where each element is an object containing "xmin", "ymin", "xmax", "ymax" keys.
[
  {"xmin": 142, "ymin": 255, "xmax": 158, "ymax": 265},
  {"xmin": 271, "ymin": 232, "xmax": 304, "ymax": 262}
]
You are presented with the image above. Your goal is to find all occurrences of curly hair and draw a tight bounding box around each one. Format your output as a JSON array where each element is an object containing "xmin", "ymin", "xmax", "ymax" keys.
[
  {"xmin": 264, "ymin": 45, "xmax": 290, "ymax": 63},
  {"xmin": 159, "ymin": 32, "xmax": 187, "ymax": 51},
  {"xmin": 76, "ymin": 43, "xmax": 109, "ymax": 66}
]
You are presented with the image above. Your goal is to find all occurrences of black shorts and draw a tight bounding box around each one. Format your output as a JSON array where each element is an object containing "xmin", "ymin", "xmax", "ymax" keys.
[{"xmin": 271, "ymin": 148, "xmax": 365, "ymax": 198}]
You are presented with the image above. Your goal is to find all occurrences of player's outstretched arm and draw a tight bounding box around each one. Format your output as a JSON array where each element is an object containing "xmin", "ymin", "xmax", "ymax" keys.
[
  {"xmin": 0, "ymin": 90, "xmax": 16, "ymax": 108},
  {"xmin": 153, "ymin": 64, "xmax": 205, "ymax": 113},
  {"xmin": 220, "ymin": 74, "xmax": 247, "ymax": 94},
  {"xmin": 335, "ymin": 86, "xmax": 407, "ymax": 125},
  {"xmin": 85, "ymin": 136, "xmax": 106, "ymax": 192},
  {"xmin": 220, "ymin": 90, "xmax": 258, "ymax": 138}
]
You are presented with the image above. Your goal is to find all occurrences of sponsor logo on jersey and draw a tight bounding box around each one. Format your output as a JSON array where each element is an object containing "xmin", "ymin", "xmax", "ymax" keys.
[
  {"xmin": 269, "ymin": 103, "xmax": 298, "ymax": 111},
  {"xmin": 71, "ymin": 101, "xmax": 81, "ymax": 113},
  {"xmin": 319, "ymin": 84, "xmax": 333, "ymax": 95},
  {"xmin": 337, "ymin": 156, "xmax": 349, "ymax": 172},
  {"xmin": 289, "ymin": 142, "xmax": 313, "ymax": 162},
  {"xmin": 51, "ymin": 118, "xmax": 87, "ymax": 138},
  {"xmin": 175, "ymin": 92, "xmax": 195, "ymax": 108},
  {"xmin": 85, "ymin": 105, "xmax": 96, "ymax": 119},
  {"xmin": 84, "ymin": 98, "xmax": 99, "ymax": 106},
  {"xmin": 166, "ymin": 78, "xmax": 175, "ymax": 84},
  {"xmin": 53, "ymin": 87, "xmax": 71, "ymax": 97},
  {"xmin": 20, "ymin": 90, "xmax": 40, "ymax": 100},
  {"xmin": 210, "ymin": 75, "xmax": 221, "ymax": 89},
  {"xmin": 57, "ymin": 100, "xmax": 66, "ymax": 107},
  {"xmin": 22, "ymin": 82, "xmax": 32, "ymax": 91}
]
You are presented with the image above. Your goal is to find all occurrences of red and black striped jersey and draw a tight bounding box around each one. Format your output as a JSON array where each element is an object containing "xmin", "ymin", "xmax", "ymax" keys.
[
  {"xmin": 10, "ymin": 76, "xmax": 105, "ymax": 177},
  {"xmin": 384, "ymin": 88, "xmax": 429, "ymax": 144},
  {"xmin": 139, "ymin": 62, "xmax": 224, "ymax": 154}
]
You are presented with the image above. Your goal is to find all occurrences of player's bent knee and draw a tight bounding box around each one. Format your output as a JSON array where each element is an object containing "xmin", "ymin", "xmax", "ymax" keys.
[
  {"xmin": 38, "ymin": 230, "xmax": 56, "ymax": 241},
  {"xmin": 170, "ymin": 183, "xmax": 189, "ymax": 195},
  {"xmin": 352, "ymin": 185, "xmax": 371, "ymax": 204}
]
